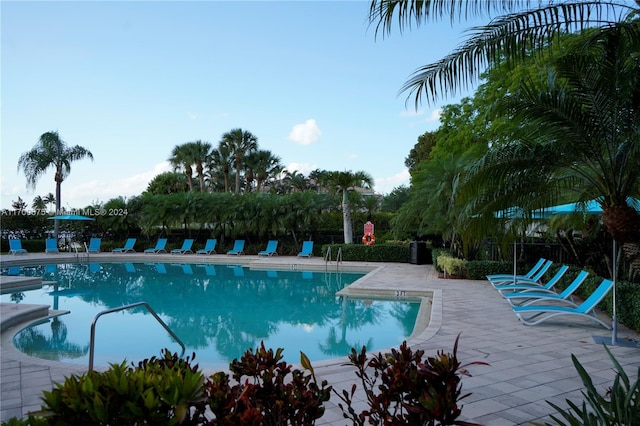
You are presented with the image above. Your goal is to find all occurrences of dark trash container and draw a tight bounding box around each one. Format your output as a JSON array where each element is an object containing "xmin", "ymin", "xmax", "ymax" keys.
[{"xmin": 410, "ymin": 241, "xmax": 428, "ymax": 265}]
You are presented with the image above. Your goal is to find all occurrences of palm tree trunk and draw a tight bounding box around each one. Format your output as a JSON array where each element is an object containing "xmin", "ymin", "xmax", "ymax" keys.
[
  {"xmin": 342, "ymin": 191, "xmax": 353, "ymax": 244},
  {"xmin": 54, "ymin": 176, "xmax": 62, "ymax": 240}
]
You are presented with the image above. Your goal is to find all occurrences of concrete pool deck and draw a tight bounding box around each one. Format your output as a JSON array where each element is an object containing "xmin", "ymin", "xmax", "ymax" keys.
[{"xmin": 1, "ymin": 252, "xmax": 639, "ymax": 424}]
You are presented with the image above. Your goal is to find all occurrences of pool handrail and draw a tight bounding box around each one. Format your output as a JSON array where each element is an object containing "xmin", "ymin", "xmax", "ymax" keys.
[{"xmin": 89, "ymin": 301, "xmax": 185, "ymax": 372}]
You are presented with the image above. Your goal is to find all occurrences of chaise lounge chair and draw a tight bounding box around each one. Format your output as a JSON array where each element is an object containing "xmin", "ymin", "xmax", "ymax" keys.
[
  {"xmin": 87, "ymin": 238, "xmax": 101, "ymax": 253},
  {"xmin": 489, "ymin": 260, "xmax": 553, "ymax": 287},
  {"xmin": 487, "ymin": 258, "xmax": 547, "ymax": 282},
  {"xmin": 298, "ymin": 241, "xmax": 314, "ymax": 257},
  {"xmin": 112, "ymin": 238, "xmax": 137, "ymax": 253},
  {"xmin": 45, "ymin": 238, "xmax": 59, "ymax": 253},
  {"xmin": 9, "ymin": 239, "xmax": 28, "ymax": 255},
  {"xmin": 495, "ymin": 265, "xmax": 570, "ymax": 294},
  {"xmin": 502, "ymin": 270, "xmax": 589, "ymax": 306},
  {"xmin": 196, "ymin": 239, "xmax": 217, "ymax": 255},
  {"xmin": 171, "ymin": 239, "xmax": 194, "ymax": 254},
  {"xmin": 226, "ymin": 240, "xmax": 245, "ymax": 256},
  {"xmin": 258, "ymin": 240, "xmax": 278, "ymax": 256},
  {"xmin": 144, "ymin": 238, "xmax": 167, "ymax": 254},
  {"xmin": 512, "ymin": 278, "xmax": 614, "ymax": 329}
]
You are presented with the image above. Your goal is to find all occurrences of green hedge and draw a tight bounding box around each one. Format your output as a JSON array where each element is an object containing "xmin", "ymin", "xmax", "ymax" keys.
[
  {"xmin": 321, "ymin": 243, "xmax": 415, "ymax": 263},
  {"xmin": 465, "ymin": 261, "xmax": 515, "ymax": 280}
]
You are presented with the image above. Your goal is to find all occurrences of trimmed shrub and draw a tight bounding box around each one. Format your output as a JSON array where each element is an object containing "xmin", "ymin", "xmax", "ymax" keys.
[
  {"xmin": 322, "ymin": 243, "xmax": 413, "ymax": 263},
  {"xmin": 436, "ymin": 254, "xmax": 467, "ymax": 277},
  {"xmin": 465, "ymin": 260, "xmax": 513, "ymax": 280}
]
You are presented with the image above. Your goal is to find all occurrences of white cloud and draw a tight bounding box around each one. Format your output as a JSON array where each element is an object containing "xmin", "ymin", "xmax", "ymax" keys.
[
  {"xmin": 284, "ymin": 162, "xmax": 317, "ymax": 177},
  {"xmin": 400, "ymin": 108, "xmax": 424, "ymax": 118},
  {"xmin": 374, "ymin": 169, "xmax": 410, "ymax": 195},
  {"xmin": 427, "ymin": 108, "xmax": 442, "ymax": 122},
  {"xmin": 346, "ymin": 153, "xmax": 358, "ymax": 160},
  {"xmin": 60, "ymin": 161, "xmax": 173, "ymax": 207},
  {"xmin": 288, "ymin": 119, "xmax": 321, "ymax": 145}
]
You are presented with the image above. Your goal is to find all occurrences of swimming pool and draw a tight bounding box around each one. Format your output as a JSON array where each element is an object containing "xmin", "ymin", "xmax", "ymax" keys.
[{"xmin": 1, "ymin": 262, "xmax": 421, "ymax": 371}]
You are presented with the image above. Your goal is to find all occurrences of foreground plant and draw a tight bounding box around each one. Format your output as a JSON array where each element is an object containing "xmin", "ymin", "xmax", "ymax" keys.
[
  {"xmin": 35, "ymin": 350, "xmax": 205, "ymax": 425},
  {"xmin": 535, "ymin": 345, "xmax": 640, "ymax": 426},
  {"xmin": 200, "ymin": 342, "xmax": 332, "ymax": 425},
  {"xmin": 335, "ymin": 334, "xmax": 488, "ymax": 425}
]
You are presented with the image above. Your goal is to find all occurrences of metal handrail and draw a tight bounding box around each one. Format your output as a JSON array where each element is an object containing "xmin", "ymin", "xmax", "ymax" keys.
[
  {"xmin": 335, "ymin": 247, "xmax": 343, "ymax": 272},
  {"xmin": 89, "ymin": 301, "xmax": 186, "ymax": 371}
]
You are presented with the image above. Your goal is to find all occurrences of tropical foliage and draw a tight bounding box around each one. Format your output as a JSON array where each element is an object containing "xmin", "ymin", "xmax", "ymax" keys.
[{"xmin": 17, "ymin": 131, "xmax": 94, "ymax": 237}]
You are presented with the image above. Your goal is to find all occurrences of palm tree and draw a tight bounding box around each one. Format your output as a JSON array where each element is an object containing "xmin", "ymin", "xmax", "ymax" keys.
[
  {"xmin": 368, "ymin": 0, "xmax": 638, "ymax": 107},
  {"xmin": 190, "ymin": 140, "xmax": 212, "ymax": 192},
  {"xmin": 325, "ymin": 170, "xmax": 374, "ymax": 244},
  {"xmin": 465, "ymin": 25, "xmax": 640, "ymax": 244},
  {"xmin": 17, "ymin": 131, "xmax": 94, "ymax": 238},
  {"xmin": 208, "ymin": 142, "xmax": 235, "ymax": 192},
  {"xmin": 168, "ymin": 143, "xmax": 196, "ymax": 191},
  {"xmin": 44, "ymin": 193, "xmax": 56, "ymax": 213},
  {"xmin": 220, "ymin": 128, "xmax": 258, "ymax": 194},
  {"xmin": 32, "ymin": 195, "xmax": 47, "ymax": 212},
  {"xmin": 245, "ymin": 149, "xmax": 283, "ymax": 192}
]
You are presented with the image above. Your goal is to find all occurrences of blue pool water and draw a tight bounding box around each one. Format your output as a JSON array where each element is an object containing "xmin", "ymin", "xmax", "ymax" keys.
[{"xmin": 1, "ymin": 263, "xmax": 420, "ymax": 371}]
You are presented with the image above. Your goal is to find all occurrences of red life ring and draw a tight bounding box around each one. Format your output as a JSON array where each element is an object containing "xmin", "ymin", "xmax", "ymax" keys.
[{"xmin": 362, "ymin": 233, "xmax": 375, "ymax": 245}]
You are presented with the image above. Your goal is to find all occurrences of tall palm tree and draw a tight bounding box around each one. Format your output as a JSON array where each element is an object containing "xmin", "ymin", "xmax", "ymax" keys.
[
  {"xmin": 245, "ymin": 149, "xmax": 283, "ymax": 192},
  {"xmin": 17, "ymin": 131, "xmax": 94, "ymax": 238},
  {"xmin": 168, "ymin": 143, "xmax": 196, "ymax": 191},
  {"xmin": 209, "ymin": 142, "xmax": 235, "ymax": 192},
  {"xmin": 190, "ymin": 140, "xmax": 212, "ymax": 192},
  {"xmin": 220, "ymin": 128, "xmax": 258, "ymax": 194},
  {"xmin": 369, "ymin": 0, "xmax": 638, "ymax": 107},
  {"xmin": 325, "ymin": 170, "xmax": 374, "ymax": 244}
]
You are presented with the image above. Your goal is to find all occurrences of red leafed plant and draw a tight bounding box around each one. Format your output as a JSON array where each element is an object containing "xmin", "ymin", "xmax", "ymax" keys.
[
  {"xmin": 335, "ymin": 334, "xmax": 489, "ymax": 426},
  {"xmin": 200, "ymin": 342, "xmax": 332, "ymax": 425}
]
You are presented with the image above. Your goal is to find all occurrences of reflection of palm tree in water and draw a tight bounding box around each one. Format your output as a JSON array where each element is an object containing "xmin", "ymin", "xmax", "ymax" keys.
[
  {"xmin": 14, "ymin": 317, "xmax": 88, "ymax": 361},
  {"xmin": 319, "ymin": 297, "xmax": 384, "ymax": 357}
]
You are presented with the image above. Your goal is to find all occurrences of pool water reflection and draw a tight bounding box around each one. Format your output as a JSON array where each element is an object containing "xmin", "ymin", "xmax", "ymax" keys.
[{"xmin": 1, "ymin": 263, "xmax": 420, "ymax": 371}]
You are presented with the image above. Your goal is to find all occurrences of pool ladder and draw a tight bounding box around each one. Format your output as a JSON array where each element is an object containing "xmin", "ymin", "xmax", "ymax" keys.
[
  {"xmin": 88, "ymin": 301, "xmax": 186, "ymax": 372},
  {"xmin": 324, "ymin": 246, "xmax": 342, "ymax": 271}
]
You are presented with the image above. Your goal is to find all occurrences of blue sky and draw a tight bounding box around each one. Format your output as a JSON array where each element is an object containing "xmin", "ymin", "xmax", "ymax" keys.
[{"xmin": 1, "ymin": 0, "xmax": 480, "ymax": 210}]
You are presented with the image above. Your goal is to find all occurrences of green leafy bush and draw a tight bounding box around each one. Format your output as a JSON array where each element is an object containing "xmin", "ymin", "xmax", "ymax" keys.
[
  {"xmin": 465, "ymin": 260, "xmax": 514, "ymax": 280},
  {"xmin": 436, "ymin": 255, "xmax": 467, "ymax": 277},
  {"xmin": 534, "ymin": 345, "xmax": 640, "ymax": 425},
  {"xmin": 335, "ymin": 335, "xmax": 488, "ymax": 425},
  {"xmin": 33, "ymin": 350, "xmax": 205, "ymax": 425},
  {"xmin": 431, "ymin": 248, "xmax": 450, "ymax": 272},
  {"xmin": 6, "ymin": 345, "xmax": 331, "ymax": 426}
]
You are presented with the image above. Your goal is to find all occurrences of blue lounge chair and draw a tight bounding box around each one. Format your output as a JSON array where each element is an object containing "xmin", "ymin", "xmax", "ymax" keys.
[
  {"xmin": 226, "ymin": 240, "xmax": 245, "ymax": 255},
  {"xmin": 45, "ymin": 238, "xmax": 59, "ymax": 253},
  {"xmin": 495, "ymin": 265, "xmax": 570, "ymax": 293},
  {"xmin": 8, "ymin": 239, "xmax": 27, "ymax": 255},
  {"xmin": 487, "ymin": 258, "xmax": 546, "ymax": 282},
  {"xmin": 258, "ymin": 240, "xmax": 278, "ymax": 256},
  {"xmin": 502, "ymin": 270, "xmax": 589, "ymax": 306},
  {"xmin": 297, "ymin": 241, "xmax": 314, "ymax": 257},
  {"xmin": 196, "ymin": 239, "xmax": 217, "ymax": 255},
  {"xmin": 171, "ymin": 239, "xmax": 194, "ymax": 254},
  {"xmin": 512, "ymin": 278, "xmax": 614, "ymax": 329},
  {"xmin": 144, "ymin": 238, "xmax": 167, "ymax": 254},
  {"xmin": 112, "ymin": 238, "xmax": 137, "ymax": 253},
  {"xmin": 489, "ymin": 260, "xmax": 553, "ymax": 287},
  {"xmin": 87, "ymin": 238, "xmax": 101, "ymax": 253}
]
